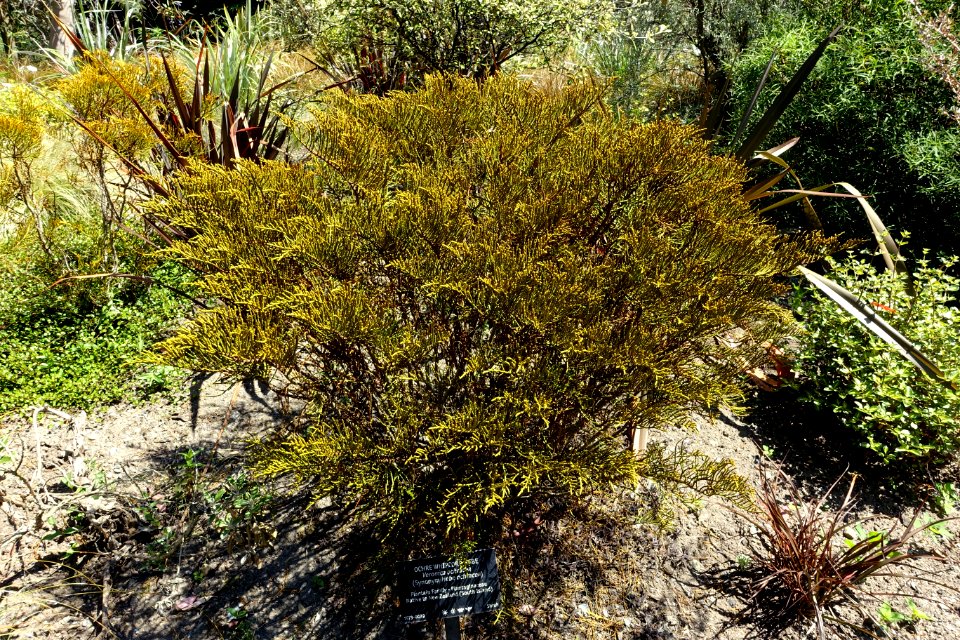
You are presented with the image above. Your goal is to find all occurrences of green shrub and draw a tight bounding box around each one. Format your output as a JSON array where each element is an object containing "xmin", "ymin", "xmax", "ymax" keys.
[
  {"xmin": 148, "ymin": 75, "xmax": 827, "ymax": 549},
  {"xmin": 313, "ymin": 0, "xmax": 610, "ymax": 88},
  {"xmin": 790, "ymin": 252, "xmax": 960, "ymax": 462},
  {"xmin": 0, "ymin": 256, "xmax": 190, "ymax": 413},
  {"xmin": 727, "ymin": 3, "xmax": 960, "ymax": 251}
]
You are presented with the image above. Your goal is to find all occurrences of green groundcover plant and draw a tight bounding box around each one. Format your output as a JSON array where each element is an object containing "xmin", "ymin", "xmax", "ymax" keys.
[
  {"xmin": 0, "ymin": 257, "xmax": 190, "ymax": 413},
  {"xmin": 148, "ymin": 75, "xmax": 829, "ymax": 549},
  {"xmin": 791, "ymin": 251, "xmax": 960, "ymax": 462}
]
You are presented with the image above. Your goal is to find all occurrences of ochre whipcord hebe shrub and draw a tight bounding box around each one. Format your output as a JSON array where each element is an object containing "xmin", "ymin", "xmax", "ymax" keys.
[{"xmin": 147, "ymin": 75, "xmax": 830, "ymax": 550}]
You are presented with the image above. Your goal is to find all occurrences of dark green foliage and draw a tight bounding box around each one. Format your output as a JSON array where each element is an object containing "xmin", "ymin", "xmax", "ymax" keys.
[
  {"xmin": 0, "ymin": 0, "xmax": 46, "ymax": 59},
  {"xmin": 728, "ymin": 3, "xmax": 960, "ymax": 251},
  {"xmin": 149, "ymin": 75, "xmax": 828, "ymax": 549}
]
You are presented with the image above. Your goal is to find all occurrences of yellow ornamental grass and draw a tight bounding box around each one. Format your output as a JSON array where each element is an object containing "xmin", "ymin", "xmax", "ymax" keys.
[{"xmin": 148, "ymin": 75, "xmax": 830, "ymax": 550}]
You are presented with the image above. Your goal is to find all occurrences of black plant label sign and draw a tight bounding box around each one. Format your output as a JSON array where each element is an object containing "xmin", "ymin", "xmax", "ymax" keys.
[{"xmin": 397, "ymin": 548, "xmax": 501, "ymax": 624}]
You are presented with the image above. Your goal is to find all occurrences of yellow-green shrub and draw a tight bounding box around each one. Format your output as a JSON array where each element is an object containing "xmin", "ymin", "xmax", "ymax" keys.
[
  {"xmin": 149, "ymin": 75, "xmax": 827, "ymax": 549},
  {"xmin": 56, "ymin": 51, "xmax": 163, "ymax": 161}
]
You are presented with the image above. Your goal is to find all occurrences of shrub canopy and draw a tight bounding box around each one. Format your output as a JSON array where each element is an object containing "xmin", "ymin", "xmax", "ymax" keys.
[
  {"xmin": 792, "ymin": 253, "xmax": 960, "ymax": 462},
  {"xmin": 150, "ymin": 75, "xmax": 827, "ymax": 547}
]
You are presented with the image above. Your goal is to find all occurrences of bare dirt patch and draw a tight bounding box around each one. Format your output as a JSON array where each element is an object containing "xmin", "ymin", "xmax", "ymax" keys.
[{"xmin": 1, "ymin": 380, "xmax": 957, "ymax": 639}]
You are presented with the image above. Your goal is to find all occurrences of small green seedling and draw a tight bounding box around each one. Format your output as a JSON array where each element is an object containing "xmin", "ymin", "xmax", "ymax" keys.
[
  {"xmin": 225, "ymin": 605, "xmax": 247, "ymax": 624},
  {"xmin": 878, "ymin": 601, "xmax": 908, "ymax": 626},
  {"xmin": 878, "ymin": 598, "xmax": 931, "ymax": 628},
  {"xmin": 224, "ymin": 604, "xmax": 254, "ymax": 640},
  {"xmin": 0, "ymin": 436, "xmax": 13, "ymax": 466},
  {"xmin": 843, "ymin": 523, "xmax": 886, "ymax": 548},
  {"xmin": 932, "ymin": 482, "xmax": 957, "ymax": 517},
  {"xmin": 920, "ymin": 513, "xmax": 952, "ymax": 540},
  {"xmin": 906, "ymin": 598, "xmax": 930, "ymax": 622}
]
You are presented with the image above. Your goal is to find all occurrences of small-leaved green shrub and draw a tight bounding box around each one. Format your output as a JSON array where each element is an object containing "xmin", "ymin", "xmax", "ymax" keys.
[
  {"xmin": 314, "ymin": 0, "xmax": 611, "ymax": 88},
  {"xmin": 791, "ymin": 252, "xmax": 960, "ymax": 462},
  {"xmin": 0, "ymin": 259, "xmax": 190, "ymax": 413},
  {"xmin": 148, "ymin": 75, "xmax": 828, "ymax": 550}
]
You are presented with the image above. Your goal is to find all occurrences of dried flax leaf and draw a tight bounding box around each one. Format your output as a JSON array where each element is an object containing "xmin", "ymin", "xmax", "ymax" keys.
[{"xmin": 831, "ymin": 182, "xmax": 915, "ymax": 299}]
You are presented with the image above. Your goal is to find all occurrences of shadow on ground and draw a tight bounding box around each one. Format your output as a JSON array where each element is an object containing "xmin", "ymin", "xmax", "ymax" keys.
[{"xmin": 723, "ymin": 387, "xmax": 946, "ymax": 516}]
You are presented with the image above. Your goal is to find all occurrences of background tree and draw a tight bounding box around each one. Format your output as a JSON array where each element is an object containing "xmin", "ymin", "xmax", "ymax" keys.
[{"xmin": 48, "ymin": 0, "xmax": 77, "ymax": 59}]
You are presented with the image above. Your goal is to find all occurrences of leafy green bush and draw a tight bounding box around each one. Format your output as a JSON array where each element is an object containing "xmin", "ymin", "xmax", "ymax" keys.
[
  {"xmin": 727, "ymin": 3, "xmax": 960, "ymax": 251},
  {"xmin": 313, "ymin": 0, "xmax": 610, "ymax": 89},
  {"xmin": 0, "ymin": 256, "xmax": 190, "ymax": 413},
  {"xmin": 148, "ymin": 75, "xmax": 827, "ymax": 549},
  {"xmin": 791, "ymin": 252, "xmax": 960, "ymax": 462}
]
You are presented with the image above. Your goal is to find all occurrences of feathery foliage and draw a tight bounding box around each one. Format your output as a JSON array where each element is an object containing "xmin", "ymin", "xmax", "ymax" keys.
[
  {"xmin": 56, "ymin": 51, "xmax": 163, "ymax": 162},
  {"xmin": 148, "ymin": 75, "xmax": 830, "ymax": 549}
]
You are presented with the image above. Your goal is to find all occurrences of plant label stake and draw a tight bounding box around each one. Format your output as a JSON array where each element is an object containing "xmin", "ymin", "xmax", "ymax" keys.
[
  {"xmin": 444, "ymin": 617, "xmax": 461, "ymax": 640},
  {"xmin": 398, "ymin": 548, "xmax": 501, "ymax": 638}
]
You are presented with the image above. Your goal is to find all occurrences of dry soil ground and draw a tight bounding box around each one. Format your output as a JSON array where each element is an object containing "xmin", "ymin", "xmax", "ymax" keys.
[{"xmin": 0, "ymin": 376, "xmax": 957, "ymax": 639}]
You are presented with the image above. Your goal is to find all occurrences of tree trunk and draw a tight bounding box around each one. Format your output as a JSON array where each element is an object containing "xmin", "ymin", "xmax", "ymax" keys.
[
  {"xmin": 48, "ymin": 0, "xmax": 76, "ymax": 60},
  {"xmin": 0, "ymin": 0, "xmax": 16, "ymax": 61}
]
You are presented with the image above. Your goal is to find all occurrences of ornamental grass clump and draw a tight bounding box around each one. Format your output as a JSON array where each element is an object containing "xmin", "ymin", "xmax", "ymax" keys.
[
  {"xmin": 148, "ymin": 75, "xmax": 828, "ymax": 549},
  {"xmin": 736, "ymin": 469, "xmax": 948, "ymax": 639}
]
